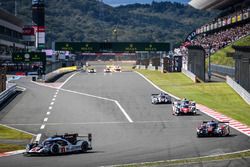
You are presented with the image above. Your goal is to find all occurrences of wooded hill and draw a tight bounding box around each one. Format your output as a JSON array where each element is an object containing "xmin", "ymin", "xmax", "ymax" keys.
[{"xmin": 1, "ymin": 0, "xmax": 216, "ymax": 47}]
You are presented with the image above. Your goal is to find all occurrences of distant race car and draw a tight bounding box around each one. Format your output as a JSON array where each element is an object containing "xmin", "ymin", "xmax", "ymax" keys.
[
  {"xmin": 113, "ymin": 65, "xmax": 121, "ymax": 72},
  {"xmin": 151, "ymin": 92, "xmax": 171, "ymax": 104},
  {"xmin": 197, "ymin": 121, "xmax": 230, "ymax": 137},
  {"xmin": 88, "ymin": 68, "xmax": 96, "ymax": 73},
  {"xmin": 104, "ymin": 68, "xmax": 112, "ymax": 73},
  {"xmin": 172, "ymin": 98, "xmax": 197, "ymax": 115},
  {"xmin": 25, "ymin": 133, "xmax": 92, "ymax": 155}
]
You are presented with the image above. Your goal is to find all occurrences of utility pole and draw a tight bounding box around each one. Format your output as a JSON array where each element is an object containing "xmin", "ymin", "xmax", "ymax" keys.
[{"xmin": 14, "ymin": 0, "xmax": 17, "ymax": 16}]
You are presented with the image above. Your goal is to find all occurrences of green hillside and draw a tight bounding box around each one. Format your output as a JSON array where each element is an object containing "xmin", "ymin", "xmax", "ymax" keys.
[{"xmin": 0, "ymin": 0, "xmax": 216, "ymax": 48}]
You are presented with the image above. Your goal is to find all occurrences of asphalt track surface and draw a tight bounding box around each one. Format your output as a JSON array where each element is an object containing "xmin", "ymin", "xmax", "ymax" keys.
[{"xmin": 0, "ymin": 64, "xmax": 250, "ymax": 167}]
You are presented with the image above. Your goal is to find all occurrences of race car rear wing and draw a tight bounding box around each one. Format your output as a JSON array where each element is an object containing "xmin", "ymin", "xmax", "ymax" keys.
[{"xmin": 78, "ymin": 133, "xmax": 92, "ymax": 143}]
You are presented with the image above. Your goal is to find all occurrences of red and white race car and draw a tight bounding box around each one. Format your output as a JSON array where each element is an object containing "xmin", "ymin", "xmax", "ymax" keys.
[{"xmin": 172, "ymin": 98, "xmax": 197, "ymax": 115}]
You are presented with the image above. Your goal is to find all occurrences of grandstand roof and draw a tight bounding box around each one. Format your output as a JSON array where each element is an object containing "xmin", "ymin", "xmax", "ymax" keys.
[{"xmin": 189, "ymin": 0, "xmax": 247, "ymax": 10}]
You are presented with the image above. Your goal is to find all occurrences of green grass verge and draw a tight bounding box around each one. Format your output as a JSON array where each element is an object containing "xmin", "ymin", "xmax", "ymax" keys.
[
  {"xmin": 234, "ymin": 35, "xmax": 250, "ymax": 46},
  {"xmin": 0, "ymin": 125, "xmax": 32, "ymax": 140},
  {"xmin": 0, "ymin": 144, "xmax": 25, "ymax": 153},
  {"xmin": 209, "ymin": 35, "xmax": 250, "ymax": 67},
  {"xmin": 136, "ymin": 70, "xmax": 250, "ymax": 126},
  {"xmin": 0, "ymin": 125, "xmax": 33, "ymax": 153},
  {"xmin": 210, "ymin": 45, "xmax": 235, "ymax": 67},
  {"xmin": 116, "ymin": 150, "xmax": 250, "ymax": 167}
]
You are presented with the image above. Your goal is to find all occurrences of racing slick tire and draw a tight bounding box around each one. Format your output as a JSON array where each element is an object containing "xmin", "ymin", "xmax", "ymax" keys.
[
  {"xmin": 81, "ymin": 142, "xmax": 88, "ymax": 152},
  {"xmin": 51, "ymin": 144, "xmax": 60, "ymax": 154}
]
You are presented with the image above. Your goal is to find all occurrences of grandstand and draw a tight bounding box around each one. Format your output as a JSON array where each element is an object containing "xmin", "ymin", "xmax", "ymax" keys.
[
  {"xmin": 180, "ymin": 0, "xmax": 250, "ymax": 92},
  {"xmin": 178, "ymin": 0, "xmax": 250, "ymax": 71},
  {"xmin": 0, "ymin": 8, "xmax": 25, "ymax": 64}
]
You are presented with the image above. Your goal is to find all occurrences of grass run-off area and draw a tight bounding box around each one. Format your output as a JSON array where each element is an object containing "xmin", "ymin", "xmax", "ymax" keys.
[
  {"xmin": 117, "ymin": 150, "xmax": 250, "ymax": 167},
  {"xmin": 137, "ymin": 70, "xmax": 250, "ymax": 126},
  {"xmin": 210, "ymin": 35, "xmax": 250, "ymax": 67},
  {"xmin": 0, "ymin": 125, "xmax": 33, "ymax": 153}
]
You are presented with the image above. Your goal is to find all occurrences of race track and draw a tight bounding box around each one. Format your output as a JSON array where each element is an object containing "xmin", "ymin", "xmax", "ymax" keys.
[{"xmin": 0, "ymin": 64, "xmax": 250, "ymax": 167}]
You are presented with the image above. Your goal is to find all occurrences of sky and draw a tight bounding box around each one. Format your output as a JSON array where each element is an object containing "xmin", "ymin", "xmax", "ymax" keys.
[{"xmin": 103, "ymin": 0, "xmax": 190, "ymax": 6}]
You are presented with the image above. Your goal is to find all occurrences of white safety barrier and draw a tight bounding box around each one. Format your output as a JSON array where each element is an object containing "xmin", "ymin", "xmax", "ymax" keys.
[
  {"xmin": 158, "ymin": 66, "xmax": 163, "ymax": 72},
  {"xmin": 147, "ymin": 65, "xmax": 155, "ymax": 71},
  {"xmin": 182, "ymin": 68, "xmax": 196, "ymax": 82},
  {"xmin": 0, "ymin": 83, "xmax": 16, "ymax": 105},
  {"xmin": 226, "ymin": 76, "xmax": 250, "ymax": 105}
]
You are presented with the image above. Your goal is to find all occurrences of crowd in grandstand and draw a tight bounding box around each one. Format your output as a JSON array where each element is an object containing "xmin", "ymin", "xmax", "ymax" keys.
[
  {"xmin": 173, "ymin": 6, "xmax": 250, "ymax": 62},
  {"xmin": 192, "ymin": 23, "xmax": 250, "ymax": 55}
]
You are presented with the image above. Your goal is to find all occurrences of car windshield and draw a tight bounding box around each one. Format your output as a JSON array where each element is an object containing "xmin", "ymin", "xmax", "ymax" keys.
[{"xmin": 43, "ymin": 140, "xmax": 54, "ymax": 146}]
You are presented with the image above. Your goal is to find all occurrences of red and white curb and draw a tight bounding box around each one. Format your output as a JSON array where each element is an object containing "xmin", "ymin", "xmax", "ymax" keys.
[
  {"xmin": 197, "ymin": 104, "xmax": 250, "ymax": 136},
  {"xmin": 135, "ymin": 71, "xmax": 250, "ymax": 137},
  {"xmin": 0, "ymin": 150, "xmax": 25, "ymax": 158}
]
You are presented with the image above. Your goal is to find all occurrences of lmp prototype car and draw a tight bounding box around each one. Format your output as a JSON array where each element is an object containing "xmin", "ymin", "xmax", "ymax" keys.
[
  {"xmin": 151, "ymin": 92, "xmax": 171, "ymax": 104},
  {"xmin": 88, "ymin": 68, "xmax": 96, "ymax": 73},
  {"xmin": 197, "ymin": 121, "xmax": 230, "ymax": 137},
  {"xmin": 113, "ymin": 65, "xmax": 122, "ymax": 72},
  {"xmin": 25, "ymin": 133, "xmax": 92, "ymax": 155},
  {"xmin": 172, "ymin": 98, "xmax": 197, "ymax": 115},
  {"xmin": 104, "ymin": 68, "xmax": 112, "ymax": 73}
]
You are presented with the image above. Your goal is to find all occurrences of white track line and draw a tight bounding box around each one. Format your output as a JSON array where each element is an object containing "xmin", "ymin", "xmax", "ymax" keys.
[
  {"xmin": 49, "ymin": 106, "xmax": 52, "ymax": 110},
  {"xmin": 46, "ymin": 111, "xmax": 50, "ymax": 115},
  {"xmin": 0, "ymin": 123, "xmax": 35, "ymax": 136},
  {"xmin": 40, "ymin": 124, "xmax": 45, "ymax": 129},
  {"xmin": 60, "ymin": 88, "xmax": 115, "ymax": 101},
  {"xmin": 43, "ymin": 118, "xmax": 48, "ymax": 122},
  {"xmin": 114, "ymin": 101, "xmax": 133, "ymax": 123},
  {"xmin": 60, "ymin": 88, "xmax": 133, "ymax": 123},
  {"xmin": 50, "ymin": 102, "xmax": 54, "ymax": 105},
  {"xmin": 16, "ymin": 86, "xmax": 27, "ymax": 91},
  {"xmin": 135, "ymin": 71, "xmax": 180, "ymax": 100},
  {"xmin": 58, "ymin": 72, "xmax": 79, "ymax": 89},
  {"xmin": 35, "ymin": 133, "xmax": 42, "ymax": 142},
  {"xmin": 30, "ymin": 80, "xmax": 56, "ymax": 89}
]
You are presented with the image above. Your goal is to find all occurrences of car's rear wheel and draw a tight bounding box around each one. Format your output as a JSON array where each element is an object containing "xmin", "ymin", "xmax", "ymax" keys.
[
  {"xmin": 51, "ymin": 144, "xmax": 59, "ymax": 154},
  {"xmin": 81, "ymin": 142, "xmax": 88, "ymax": 152}
]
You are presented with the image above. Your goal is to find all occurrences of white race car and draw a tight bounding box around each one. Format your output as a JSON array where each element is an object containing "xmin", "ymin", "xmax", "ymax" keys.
[
  {"xmin": 88, "ymin": 68, "xmax": 96, "ymax": 73},
  {"xmin": 104, "ymin": 68, "xmax": 112, "ymax": 73},
  {"xmin": 151, "ymin": 93, "xmax": 171, "ymax": 104}
]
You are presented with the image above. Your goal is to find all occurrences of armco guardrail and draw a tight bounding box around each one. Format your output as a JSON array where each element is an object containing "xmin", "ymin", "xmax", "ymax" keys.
[
  {"xmin": 0, "ymin": 83, "xmax": 16, "ymax": 105},
  {"xmin": 182, "ymin": 68, "xmax": 196, "ymax": 82},
  {"xmin": 211, "ymin": 64, "xmax": 235, "ymax": 77},
  {"xmin": 226, "ymin": 76, "xmax": 250, "ymax": 105}
]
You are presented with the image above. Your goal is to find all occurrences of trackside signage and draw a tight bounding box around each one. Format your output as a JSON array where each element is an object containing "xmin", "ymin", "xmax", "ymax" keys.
[
  {"xmin": 55, "ymin": 42, "xmax": 170, "ymax": 52},
  {"xmin": 12, "ymin": 52, "xmax": 46, "ymax": 63}
]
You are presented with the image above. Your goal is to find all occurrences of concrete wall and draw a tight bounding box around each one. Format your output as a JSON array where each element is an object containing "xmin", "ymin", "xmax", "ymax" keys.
[
  {"xmin": 182, "ymin": 68, "xmax": 196, "ymax": 83},
  {"xmin": 226, "ymin": 76, "xmax": 250, "ymax": 105}
]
